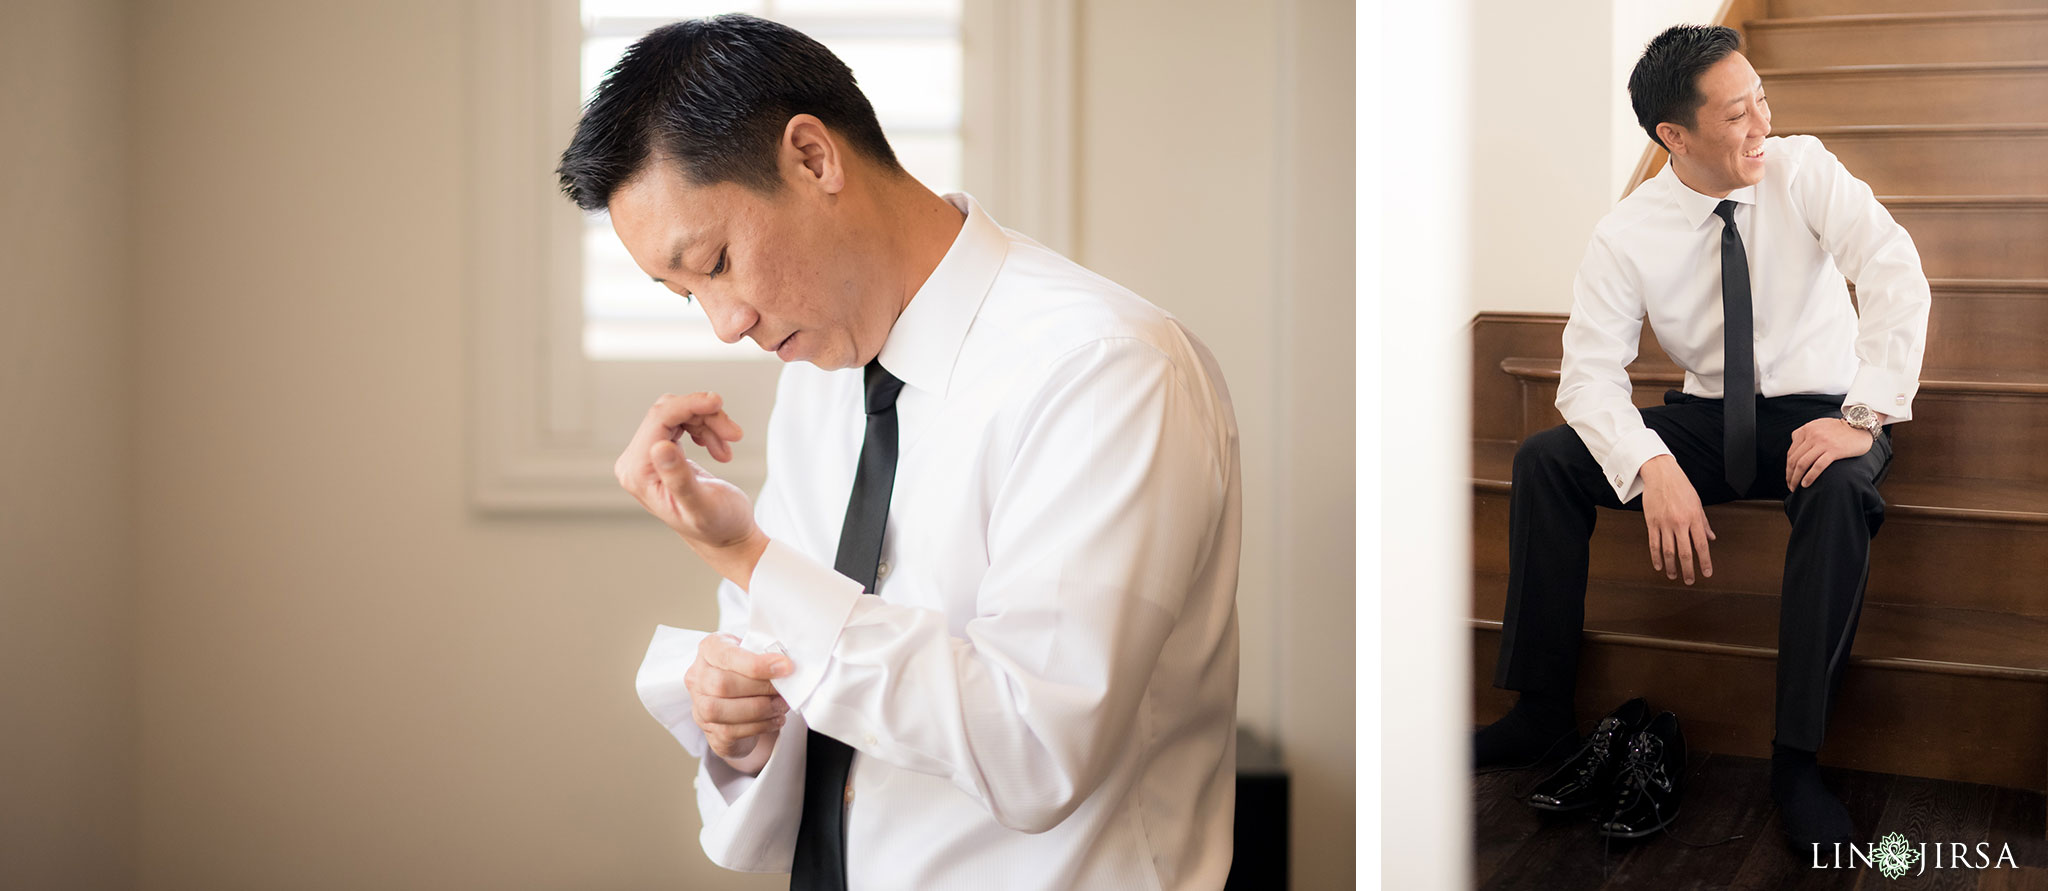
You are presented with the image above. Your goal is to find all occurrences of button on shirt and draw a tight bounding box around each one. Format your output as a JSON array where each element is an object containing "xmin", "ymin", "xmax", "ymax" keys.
[
  {"xmin": 635, "ymin": 193, "xmax": 1242, "ymax": 889},
  {"xmin": 1560, "ymin": 134, "xmax": 1931, "ymax": 502}
]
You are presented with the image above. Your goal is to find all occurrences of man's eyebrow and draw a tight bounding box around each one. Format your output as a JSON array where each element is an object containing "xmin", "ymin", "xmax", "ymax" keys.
[
  {"xmin": 1717, "ymin": 78, "xmax": 1766, "ymax": 111},
  {"xmin": 650, "ymin": 236, "xmax": 698, "ymax": 284}
]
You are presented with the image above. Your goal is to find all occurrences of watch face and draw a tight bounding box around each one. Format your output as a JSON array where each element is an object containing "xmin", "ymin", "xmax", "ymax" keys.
[{"xmin": 1845, "ymin": 405, "xmax": 1876, "ymax": 425}]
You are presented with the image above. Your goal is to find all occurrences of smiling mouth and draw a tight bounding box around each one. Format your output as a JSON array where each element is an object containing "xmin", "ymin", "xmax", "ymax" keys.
[
  {"xmin": 768, "ymin": 332, "xmax": 793, "ymax": 353},
  {"xmin": 1743, "ymin": 146, "xmax": 1764, "ymax": 159}
]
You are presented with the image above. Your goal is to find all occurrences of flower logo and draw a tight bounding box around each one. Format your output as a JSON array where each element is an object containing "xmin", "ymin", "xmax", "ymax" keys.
[{"xmin": 1873, "ymin": 832, "xmax": 1922, "ymax": 880}]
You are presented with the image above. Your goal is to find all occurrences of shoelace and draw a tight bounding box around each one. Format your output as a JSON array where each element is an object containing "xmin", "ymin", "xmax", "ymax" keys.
[
  {"xmin": 1510, "ymin": 717, "xmax": 1630, "ymax": 800},
  {"xmin": 1610, "ymin": 733, "xmax": 1669, "ymax": 800},
  {"xmin": 1597, "ymin": 749, "xmax": 1746, "ymax": 877},
  {"xmin": 1573, "ymin": 717, "xmax": 1628, "ymax": 783}
]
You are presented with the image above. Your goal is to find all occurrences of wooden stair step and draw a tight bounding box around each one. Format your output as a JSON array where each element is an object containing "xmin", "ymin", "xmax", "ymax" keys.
[
  {"xmin": 1501, "ymin": 358, "xmax": 2048, "ymax": 487},
  {"xmin": 1782, "ymin": 125, "xmax": 2048, "ymax": 194},
  {"xmin": 1883, "ymin": 196, "xmax": 2048, "ymax": 280},
  {"xmin": 1502, "ymin": 356, "xmax": 2048, "ymax": 397},
  {"xmin": 1472, "ymin": 438, "xmax": 2048, "ymax": 615},
  {"xmin": 1469, "ymin": 570, "xmax": 2048, "ymax": 790},
  {"xmin": 1746, "ymin": 11, "xmax": 2048, "ymax": 68},
  {"xmin": 1470, "ymin": 569, "xmax": 2048, "ymax": 680},
  {"xmin": 1917, "ymin": 278, "xmax": 2048, "ymax": 370},
  {"xmin": 1759, "ymin": 62, "xmax": 2048, "ymax": 127},
  {"xmin": 1470, "ymin": 294, "xmax": 2048, "ymax": 432},
  {"xmin": 1770, "ymin": 0, "xmax": 2048, "ymax": 21}
]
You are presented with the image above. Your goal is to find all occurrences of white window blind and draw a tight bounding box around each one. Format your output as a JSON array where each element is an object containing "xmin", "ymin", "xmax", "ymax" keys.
[{"xmin": 578, "ymin": 0, "xmax": 964, "ymax": 360}]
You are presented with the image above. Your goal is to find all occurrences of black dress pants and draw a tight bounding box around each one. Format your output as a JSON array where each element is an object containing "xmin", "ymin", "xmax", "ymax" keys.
[{"xmin": 1493, "ymin": 390, "xmax": 1893, "ymax": 752}]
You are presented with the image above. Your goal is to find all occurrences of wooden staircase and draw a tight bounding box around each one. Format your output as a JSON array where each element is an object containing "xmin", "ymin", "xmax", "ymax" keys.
[{"xmin": 1470, "ymin": 0, "xmax": 2048, "ymax": 817}]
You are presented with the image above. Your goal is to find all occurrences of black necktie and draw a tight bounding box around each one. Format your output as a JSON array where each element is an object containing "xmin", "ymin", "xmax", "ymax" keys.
[
  {"xmin": 791, "ymin": 359, "xmax": 904, "ymax": 891},
  {"xmin": 1714, "ymin": 199, "xmax": 1757, "ymax": 494}
]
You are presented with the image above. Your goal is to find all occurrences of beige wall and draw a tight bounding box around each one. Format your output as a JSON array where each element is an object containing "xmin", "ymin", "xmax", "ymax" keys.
[
  {"xmin": 1078, "ymin": 1, "xmax": 1355, "ymax": 887},
  {"xmin": 0, "ymin": 1, "xmax": 1370, "ymax": 889},
  {"xmin": 0, "ymin": 1, "xmax": 139, "ymax": 888},
  {"xmin": 1472, "ymin": 0, "xmax": 1725, "ymax": 315}
]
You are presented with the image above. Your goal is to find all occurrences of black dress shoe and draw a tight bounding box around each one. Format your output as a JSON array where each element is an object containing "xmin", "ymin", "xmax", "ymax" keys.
[
  {"xmin": 1596, "ymin": 711, "xmax": 1686, "ymax": 839},
  {"xmin": 1525, "ymin": 697, "xmax": 1651, "ymax": 813}
]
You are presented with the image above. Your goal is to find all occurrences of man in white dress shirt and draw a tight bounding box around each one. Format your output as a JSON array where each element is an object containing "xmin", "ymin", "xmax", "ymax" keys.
[
  {"xmin": 1471, "ymin": 25, "xmax": 1930, "ymax": 850},
  {"xmin": 555, "ymin": 15, "xmax": 1241, "ymax": 890}
]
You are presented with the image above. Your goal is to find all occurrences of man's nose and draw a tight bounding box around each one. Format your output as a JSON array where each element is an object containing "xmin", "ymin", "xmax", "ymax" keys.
[{"xmin": 705, "ymin": 300, "xmax": 758, "ymax": 345}]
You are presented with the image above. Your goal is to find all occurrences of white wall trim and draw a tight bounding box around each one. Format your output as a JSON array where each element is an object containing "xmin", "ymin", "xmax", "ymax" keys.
[
  {"xmin": 466, "ymin": 0, "xmax": 1076, "ymax": 513},
  {"xmin": 961, "ymin": 0, "xmax": 1077, "ymax": 255}
]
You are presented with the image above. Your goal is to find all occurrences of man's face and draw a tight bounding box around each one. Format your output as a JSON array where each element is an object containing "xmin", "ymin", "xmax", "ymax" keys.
[
  {"xmin": 1664, "ymin": 51, "xmax": 1771, "ymax": 196},
  {"xmin": 606, "ymin": 156, "xmax": 889, "ymax": 371}
]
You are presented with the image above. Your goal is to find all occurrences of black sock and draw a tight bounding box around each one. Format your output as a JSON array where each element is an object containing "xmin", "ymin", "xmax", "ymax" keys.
[
  {"xmin": 1473, "ymin": 691, "xmax": 1575, "ymax": 769},
  {"xmin": 1771, "ymin": 744, "xmax": 1854, "ymax": 844}
]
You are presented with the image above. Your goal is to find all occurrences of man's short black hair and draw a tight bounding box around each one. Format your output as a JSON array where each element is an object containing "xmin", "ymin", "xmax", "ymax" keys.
[
  {"xmin": 1628, "ymin": 24, "xmax": 1744, "ymax": 150},
  {"xmin": 556, "ymin": 14, "xmax": 901, "ymax": 211}
]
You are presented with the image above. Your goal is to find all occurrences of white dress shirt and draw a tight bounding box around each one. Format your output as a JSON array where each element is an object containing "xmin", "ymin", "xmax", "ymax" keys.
[
  {"xmin": 634, "ymin": 193, "xmax": 1243, "ymax": 889},
  {"xmin": 1559, "ymin": 133, "xmax": 1932, "ymax": 502}
]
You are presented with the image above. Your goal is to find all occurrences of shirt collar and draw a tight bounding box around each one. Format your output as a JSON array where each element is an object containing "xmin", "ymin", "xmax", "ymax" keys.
[
  {"xmin": 1658, "ymin": 159, "xmax": 1759, "ymax": 229},
  {"xmin": 875, "ymin": 192, "xmax": 1008, "ymax": 398}
]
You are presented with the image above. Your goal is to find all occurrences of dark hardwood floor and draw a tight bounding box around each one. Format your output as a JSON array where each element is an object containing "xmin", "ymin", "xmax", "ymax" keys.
[{"xmin": 1475, "ymin": 751, "xmax": 2048, "ymax": 889}]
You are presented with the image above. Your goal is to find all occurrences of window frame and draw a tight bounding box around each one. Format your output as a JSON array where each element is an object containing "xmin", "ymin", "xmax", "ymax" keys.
[{"xmin": 464, "ymin": 0, "xmax": 1074, "ymax": 512}]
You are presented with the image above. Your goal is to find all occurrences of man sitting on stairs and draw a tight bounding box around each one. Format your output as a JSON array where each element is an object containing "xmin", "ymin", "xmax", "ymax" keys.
[{"xmin": 1471, "ymin": 24, "xmax": 1931, "ymax": 850}]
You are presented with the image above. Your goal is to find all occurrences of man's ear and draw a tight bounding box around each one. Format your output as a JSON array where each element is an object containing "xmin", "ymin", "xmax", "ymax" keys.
[
  {"xmin": 1657, "ymin": 121, "xmax": 1688, "ymax": 158},
  {"xmin": 781, "ymin": 114, "xmax": 845, "ymax": 196}
]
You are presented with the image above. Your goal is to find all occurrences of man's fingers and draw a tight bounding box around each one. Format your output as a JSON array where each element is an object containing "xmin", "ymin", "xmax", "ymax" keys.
[
  {"xmin": 649, "ymin": 441, "xmax": 700, "ymax": 497},
  {"xmin": 652, "ymin": 393, "xmax": 745, "ymax": 444},
  {"xmin": 1648, "ymin": 524, "xmax": 1663, "ymax": 572},
  {"xmin": 1786, "ymin": 442, "xmax": 1816, "ymax": 490},
  {"xmin": 633, "ymin": 393, "xmax": 745, "ymax": 467},
  {"xmin": 1801, "ymin": 452, "xmax": 1838, "ymax": 488},
  {"xmin": 1660, "ymin": 527, "xmax": 1678, "ymax": 580},
  {"xmin": 1791, "ymin": 452, "xmax": 1819, "ymax": 490},
  {"xmin": 696, "ymin": 667, "xmax": 780, "ymax": 699},
  {"xmin": 704, "ymin": 638, "xmax": 793, "ymax": 681},
  {"xmin": 1691, "ymin": 523, "xmax": 1714, "ymax": 579},
  {"xmin": 1675, "ymin": 532, "xmax": 1696, "ymax": 585},
  {"xmin": 711, "ymin": 717, "xmax": 786, "ymax": 745},
  {"xmin": 695, "ymin": 693, "xmax": 788, "ymax": 726}
]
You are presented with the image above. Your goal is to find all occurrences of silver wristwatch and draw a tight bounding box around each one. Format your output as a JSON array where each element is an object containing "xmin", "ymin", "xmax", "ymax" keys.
[{"xmin": 1842, "ymin": 403, "xmax": 1881, "ymax": 437}]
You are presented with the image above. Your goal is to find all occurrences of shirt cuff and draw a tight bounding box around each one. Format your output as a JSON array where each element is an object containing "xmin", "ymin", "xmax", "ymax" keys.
[
  {"xmin": 1845, "ymin": 366, "xmax": 1918, "ymax": 423},
  {"xmin": 636, "ymin": 624, "xmax": 713, "ymax": 759},
  {"xmin": 1600, "ymin": 427, "xmax": 1673, "ymax": 504},
  {"xmin": 693, "ymin": 710, "xmax": 810, "ymax": 873},
  {"xmin": 740, "ymin": 537, "xmax": 866, "ymax": 714}
]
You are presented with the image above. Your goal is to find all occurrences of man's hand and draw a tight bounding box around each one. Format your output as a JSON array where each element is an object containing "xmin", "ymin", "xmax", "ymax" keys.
[
  {"xmin": 686, "ymin": 633, "xmax": 793, "ymax": 775},
  {"xmin": 1639, "ymin": 455, "xmax": 1715, "ymax": 585},
  {"xmin": 616, "ymin": 392, "xmax": 769, "ymax": 581},
  {"xmin": 1785, "ymin": 417, "xmax": 1876, "ymax": 490}
]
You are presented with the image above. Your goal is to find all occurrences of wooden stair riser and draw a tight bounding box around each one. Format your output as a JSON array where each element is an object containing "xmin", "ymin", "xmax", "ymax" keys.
[
  {"xmin": 1471, "ymin": 627, "xmax": 2048, "ymax": 791},
  {"xmin": 1889, "ymin": 200, "xmax": 2048, "ymax": 280},
  {"xmin": 1762, "ymin": 67, "xmax": 2048, "ymax": 128},
  {"xmin": 1473, "ymin": 488, "xmax": 2048, "ymax": 615},
  {"xmin": 1769, "ymin": 0, "xmax": 2048, "ymax": 20},
  {"xmin": 1922, "ymin": 286, "xmax": 2048, "ymax": 370},
  {"xmin": 1746, "ymin": 15, "xmax": 2048, "ymax": 69},
  {"xmin": 1512, "ymin": 378, "xmax": 2048, "ymax": 488},
  {"xmin": 1792, "ymin": 129, "xmax": 2048, "ymax": 195}
]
